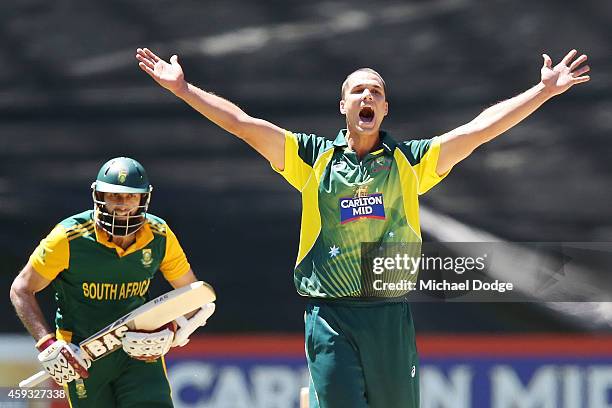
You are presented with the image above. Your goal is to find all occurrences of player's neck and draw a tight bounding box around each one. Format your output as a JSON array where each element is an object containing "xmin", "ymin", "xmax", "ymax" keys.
[
  {"xmin": 345, "ymin": 129, "xmax": 380, "ymax": 159},
  {"xmin": 111, "ymin": 234, "xmax": 136, "ymax": 249}
]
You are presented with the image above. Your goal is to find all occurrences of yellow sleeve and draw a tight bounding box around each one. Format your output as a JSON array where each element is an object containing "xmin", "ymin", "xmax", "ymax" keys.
[
  {"xmin": 160, "ymin": 225, "xmax": 191, "ymax": 281},
  {"xmin": 413, "ymin": 136, "xmax": 451, "ymax": 195},
  {"xmin": 271, "ymin": 130, "xmax": 314, "ymax": 191},
  {"xmin": 29, "ymin": 225, "xmax": 69, "ymax": 280}
]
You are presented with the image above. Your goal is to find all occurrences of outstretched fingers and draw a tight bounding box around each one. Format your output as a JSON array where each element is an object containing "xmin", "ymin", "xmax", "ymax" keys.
[
  {"xmin": 136, "ymin": 48, "xmax": 163, "ymax": 64},
  {"xmin": 572, "ymin": 65, "xmax": 590, "ymax": 77},
  {"xmin": 572, "ymin": 66, "xmax": 591, "ymax": 84},
  {"xmin": 573, "ymin": 75, "xmax": 590, "ymax": 84},
  {"xmin": 561, "ymin": 49, "xmax": 578, "ymax": 66},
  {"xmin": 135, "ymin": 48, "xmax": 163, "ymax": 79},
  {"xmin": 558, "ymin": 49, "xmax": 591, "ymax": 83},
  {"xmin": 541, "ymin": 49, "xmax": 591, "ymax": 92},
  {"xmin": 143, "ymin": 48, "xmax": 161, "ymax": 63},
  {"xmin": 136, "ymin": 48, "xmax": 150, "ymax": 61},
  {"xmin": 569, "ymin": 54, "xmax": 588, "ymax": 71},
  {"xmin": 138, "ymin": 62, "xmax": 155, "ymax": 78},
  {"xmin": 136, "ymin": 53, "xmax": 155, "ymax": 70}
]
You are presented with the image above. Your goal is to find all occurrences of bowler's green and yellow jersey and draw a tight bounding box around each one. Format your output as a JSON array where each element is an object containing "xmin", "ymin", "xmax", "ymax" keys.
[
  {"xmin": 274, "ymin": 129, "xmax": 449, "ymax": 298},
  {"xmin": 29, "ymin": 210, "xmax": 190, "ymax": 342}
]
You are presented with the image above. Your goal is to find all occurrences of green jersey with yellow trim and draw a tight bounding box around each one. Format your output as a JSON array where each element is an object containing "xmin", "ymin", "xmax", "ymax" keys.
[
  {"xmin": 273, "ymin": 129, "xmax": 449, "ymax": 298},
  {"xmin": 29, "ymin": 210, "xmax": 190, "ymax": 342}
]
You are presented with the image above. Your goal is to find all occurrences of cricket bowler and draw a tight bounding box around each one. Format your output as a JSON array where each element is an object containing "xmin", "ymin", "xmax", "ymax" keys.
[
  {"xmin": 10, "ymin": 157, "xmax": 216, "ymax": 407},
  {"xmin": 135, "ymin": 47, "xmax": 590, "ymax": 407}
]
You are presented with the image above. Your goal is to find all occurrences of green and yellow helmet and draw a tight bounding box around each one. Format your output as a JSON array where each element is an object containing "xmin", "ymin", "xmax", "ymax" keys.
[{"xmin": 91, "ymin": 157, "xmax": 153, "ymax": 236}]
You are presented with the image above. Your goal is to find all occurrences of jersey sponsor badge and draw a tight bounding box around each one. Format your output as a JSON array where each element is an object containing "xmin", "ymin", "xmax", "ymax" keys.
[{"xmin": 339, "ymin": 186, "xmax": 386, "ymax": 224}]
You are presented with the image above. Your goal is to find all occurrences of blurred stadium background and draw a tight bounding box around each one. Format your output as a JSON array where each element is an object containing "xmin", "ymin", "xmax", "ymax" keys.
[{"xmin": 1, "ymin": 0, "xmax": 611, "ymax": 406}]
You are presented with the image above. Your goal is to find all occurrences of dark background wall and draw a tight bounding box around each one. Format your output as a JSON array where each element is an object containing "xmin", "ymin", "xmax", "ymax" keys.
[{"xmin": 1, "ymin": 0, "xmax": 610, "ymax": 333}]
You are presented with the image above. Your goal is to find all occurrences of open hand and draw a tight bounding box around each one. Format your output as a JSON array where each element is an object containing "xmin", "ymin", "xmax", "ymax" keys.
[
  {"xmin": 541, "ymin": 49, "xmax": 590, "ymax": 96},
  {"xmin": 136, "ymin": 48, "xmax": 187, "ymax": 94}
]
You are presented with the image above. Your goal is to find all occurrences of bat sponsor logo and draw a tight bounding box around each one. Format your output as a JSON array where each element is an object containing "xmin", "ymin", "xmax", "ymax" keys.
[
  {"xmin": 154, "ymin": 294, "xmax": 169, "ymax": 305},
  {"xmin": 82, "ymin": 325, "xmax": 129, "ymax": 359}
]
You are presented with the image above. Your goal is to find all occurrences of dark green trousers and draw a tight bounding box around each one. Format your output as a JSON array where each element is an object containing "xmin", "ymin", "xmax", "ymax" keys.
[
  {"xmin": 65, "ymin": 350, "xmax": 173, "ymax": 408},
  {"xmin": 306, "ymin": 300, "xmax": 419, "ymax": 408}
]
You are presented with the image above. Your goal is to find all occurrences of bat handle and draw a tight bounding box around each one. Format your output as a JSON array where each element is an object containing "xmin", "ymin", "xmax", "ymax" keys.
[{"xmin": 19, "ymin": 370, "xmax": 50, "ymax": 388}]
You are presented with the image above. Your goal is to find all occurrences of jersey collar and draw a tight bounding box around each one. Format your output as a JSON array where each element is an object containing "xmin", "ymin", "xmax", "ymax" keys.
[
  {"xmin": 334, "ymin": 129, "xmax": 398, "ymax": 154},
  {"xmin": 94, "ymin": 222, "xmax": 154, "ymax": 257}
]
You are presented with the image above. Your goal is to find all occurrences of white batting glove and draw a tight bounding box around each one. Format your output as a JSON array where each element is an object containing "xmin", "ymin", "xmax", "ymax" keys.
[
  {"xmin": 122, "ymin": 322, "xmax": 176, "ymax": 361},
  {"xmin": 172, "ymin": 303, "xmax": 216, "ymax": 347},
  {"xmin": 36, "ymin": 335, "xmax": 90, "ymax": 386}
]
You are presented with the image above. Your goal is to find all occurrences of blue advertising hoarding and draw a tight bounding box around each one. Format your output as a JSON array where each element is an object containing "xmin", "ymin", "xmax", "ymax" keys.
[{"xmin": 165, "ymin": 334, "xmax": 612, "ymax": 408}]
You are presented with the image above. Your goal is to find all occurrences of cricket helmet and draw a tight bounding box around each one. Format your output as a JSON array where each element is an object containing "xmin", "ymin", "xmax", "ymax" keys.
[{"xmin": 91, "ymin": 157, "xmax": 153, "ymax": 236}]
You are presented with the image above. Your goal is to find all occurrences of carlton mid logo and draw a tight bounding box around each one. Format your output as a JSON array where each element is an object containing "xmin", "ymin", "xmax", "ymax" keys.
[{"xmin": 339, "ymin": 193, "xmax": 386, "ymax": 224}]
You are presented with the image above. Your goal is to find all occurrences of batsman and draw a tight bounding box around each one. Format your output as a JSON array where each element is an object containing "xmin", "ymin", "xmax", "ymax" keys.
[
  {"xmin": 136, "ymin": 47, "xmax": 590, "ymax": 407},
  {"xmin": 10, "ymin": 157, "xmax": 216, "ymax": 407}
]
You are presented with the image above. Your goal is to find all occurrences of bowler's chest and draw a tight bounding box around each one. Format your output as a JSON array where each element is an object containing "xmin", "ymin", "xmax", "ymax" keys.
[
  {"xmin": 318, "ymin": 152, "xmax": 403, "ymax": 224},
  {"xmin": 321, "ymin": 152, "xmax": 400, "ymax": 200}
]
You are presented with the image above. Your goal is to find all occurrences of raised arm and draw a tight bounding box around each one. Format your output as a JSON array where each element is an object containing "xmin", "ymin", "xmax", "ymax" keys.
[
  {"xmin": 436, "ymin": 49, "xmax": 591, "ymax": 175},
  {"xmin": 136, "ymin": 48, "xmax": 286, "ymax": 170}
]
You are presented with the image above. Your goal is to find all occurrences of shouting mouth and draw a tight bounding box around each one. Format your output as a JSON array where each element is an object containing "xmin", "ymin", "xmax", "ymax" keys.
[{"xmin": 359, "ymin": 106, "xmax": 375, "ymax": 125}]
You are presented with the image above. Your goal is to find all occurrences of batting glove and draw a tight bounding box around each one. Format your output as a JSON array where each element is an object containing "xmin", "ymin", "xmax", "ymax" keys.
[
  {"xmin": 121, "ymin": 322, "xmax": 176, "ymax": 361},
  {"xmin": 172, "ymin": 302, "xmax": 216, "ymax": 347},
  {"xmin": 36, "ymin": 334, "xmax": 90, "ymax": 386}
]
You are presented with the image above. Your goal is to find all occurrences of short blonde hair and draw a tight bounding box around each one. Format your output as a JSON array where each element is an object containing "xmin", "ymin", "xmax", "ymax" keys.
[{"xmin": 341, "ymin": 68, "xmax": 386, "ymax": 99}]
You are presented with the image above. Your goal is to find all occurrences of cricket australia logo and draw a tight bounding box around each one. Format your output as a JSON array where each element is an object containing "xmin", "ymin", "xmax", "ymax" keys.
[
  {"xmin": 371, "ymin": 156, "xmax": 391, "ymax": 173},
  {"xmin": 339, "ymin": 185, "xmax": 386, "ymax": 224},
  {"xmin": 141, "ymin": 248, "xmax": 153, "ymax": 268},
  {"xmin": 117, "ymin": 169, "xmax": 128, "ymax": 184}
]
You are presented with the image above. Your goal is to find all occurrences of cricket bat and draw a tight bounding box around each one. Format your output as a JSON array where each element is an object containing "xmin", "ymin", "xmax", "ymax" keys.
[{"xmin": 19, "ymin": 280, "xmax": 216, "ymax": 388}]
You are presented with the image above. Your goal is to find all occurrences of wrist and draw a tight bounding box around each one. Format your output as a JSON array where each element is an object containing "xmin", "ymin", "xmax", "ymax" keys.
[
  {"xmin": 35, "ymin": 333, "xmax": 57, "ymax": 351},
  {"xmin": 536, "ymin": 81, "xmax": 556, "ymax": 99},
  {"xmin": 172, "ymin": 81, "xmax": 190, "ymax": 99}
]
